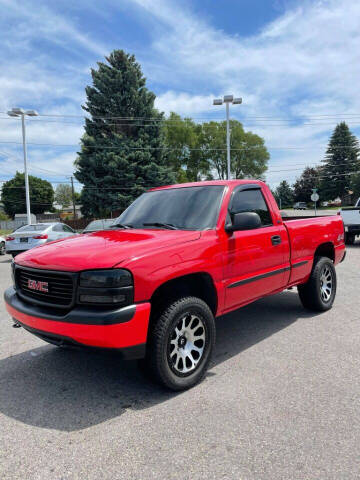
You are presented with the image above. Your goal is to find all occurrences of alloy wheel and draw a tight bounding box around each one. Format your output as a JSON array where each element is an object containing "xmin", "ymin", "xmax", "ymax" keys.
[
  {"xmin": 320, "ymin": 265, "xmax": 333, "ymax": 302},
  {"xmin": 168, "ymin": 313, "xmax": 206, "ymax": 375}
]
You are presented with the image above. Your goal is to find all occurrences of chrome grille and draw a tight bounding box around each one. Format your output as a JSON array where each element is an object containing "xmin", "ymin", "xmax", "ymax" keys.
[{"xmin": 15, "ymin": 266, "xmax": 75, "ymax": 308}]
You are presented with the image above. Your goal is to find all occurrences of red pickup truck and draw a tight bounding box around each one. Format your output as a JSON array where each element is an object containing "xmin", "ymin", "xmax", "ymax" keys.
[{"xmin": 4, "ymin": 180, "xmax": 345, "ymax": 390}]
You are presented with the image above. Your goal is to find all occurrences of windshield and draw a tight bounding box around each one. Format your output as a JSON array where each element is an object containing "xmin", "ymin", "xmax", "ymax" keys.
[
  {"xmin": 115, "ymin": 186, "xmax": 225, "ymax": 230},
  {"xmin": 15, "ymin": 224, "xmax": 48, "ymax": 232}
]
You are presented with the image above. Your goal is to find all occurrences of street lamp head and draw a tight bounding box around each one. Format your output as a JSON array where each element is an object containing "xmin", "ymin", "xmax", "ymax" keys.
[
  {"xmin": 223, "ymin": 95, "xmax": 234, "ymax": 103},
  {"xmin": 7, "ymin": 110, "xmax": 19, "ymax": 117},
  {"xmin": 233, "ymin": 97, "xmax": 242, "ymax": 104},
  {"xmin": 25, "ymin": 110, "xmax": 39, "ymax": 116},
  {"xmin": 213, "ymin": 99, "xmax": 223, "ymax": 105},
  {"xmin": 11, "ymin": 107, "xmax": 25, "ymax": 115}
]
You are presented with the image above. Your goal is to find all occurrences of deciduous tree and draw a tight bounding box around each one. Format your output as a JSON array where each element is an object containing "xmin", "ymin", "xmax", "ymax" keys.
[{"xmin": 1, "ymin": 172, "xmax": 54, "ymax": 217}]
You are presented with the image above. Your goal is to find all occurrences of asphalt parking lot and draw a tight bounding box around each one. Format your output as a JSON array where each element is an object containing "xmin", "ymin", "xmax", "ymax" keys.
[{"xmin": 0, "ymin": 244, "xmax": 359, "ymax": 480}]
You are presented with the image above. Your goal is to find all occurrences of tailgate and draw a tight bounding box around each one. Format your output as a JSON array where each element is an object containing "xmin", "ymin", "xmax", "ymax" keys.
[{"xmin": 340, "ymin": 207, "xmax": 360, "ymax": 225}]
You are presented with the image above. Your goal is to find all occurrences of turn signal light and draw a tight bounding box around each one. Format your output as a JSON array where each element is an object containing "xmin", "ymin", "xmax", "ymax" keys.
[{"xmin": 32, "ymin": 234, "xmax": 48, "ymax": 239}]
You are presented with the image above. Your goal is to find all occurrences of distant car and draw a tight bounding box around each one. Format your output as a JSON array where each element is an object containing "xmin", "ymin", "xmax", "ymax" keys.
[
  {"xmin": 5, "ymin": 223, "xmax": 76, "ymax": 258},
  {"xmin": 0, "ymin": 235, "xmax": 5, "ymax": 255},
  {"xmin": 293, "ymin": 202, "xmax": 308, "ymax": 210},
  {"xmin": 82, "ymin": 219, "xmax": 114, "ymax": 233}
]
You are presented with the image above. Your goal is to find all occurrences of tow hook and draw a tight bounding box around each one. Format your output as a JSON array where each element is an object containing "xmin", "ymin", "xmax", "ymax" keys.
[{"xmin": 12, "ymin": 322, "xmax": 21, "ymax": 328}]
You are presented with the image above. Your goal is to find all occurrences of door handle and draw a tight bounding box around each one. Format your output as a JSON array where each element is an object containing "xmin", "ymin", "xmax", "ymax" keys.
[{"xmin": 271, "ymin": 235, "xmax": 282, "ymax": 246}]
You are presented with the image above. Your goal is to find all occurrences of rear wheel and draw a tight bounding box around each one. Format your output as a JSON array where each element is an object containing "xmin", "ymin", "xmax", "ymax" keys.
[
  {"xmin": 0, "ymin": 242, "xmax": 5, "ymax": 255},
  {"xmin": 146, "ymin": 296, "xmax": 215, "ymax": 391},
  {"xmin": 298, "ymin": 256, "xmax": 336, "ymax": 312}
]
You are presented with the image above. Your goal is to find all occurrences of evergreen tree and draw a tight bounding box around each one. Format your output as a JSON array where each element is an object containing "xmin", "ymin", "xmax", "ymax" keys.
[
  {"xmin": 351, "ymin": 173, "xmax": 360, "ymax": 199},
  {"xmin": 75, "ymin": 50, "xmax": 175, "ymax": 217},
  {"xmin": 274, "ymin": 180, "xmax": 294, "ymax": 208},
  {"xmin": 321, "ymin": 122, "xmax": 360, "ymax": 201},
  {"xmin": 293, "ymin": 167, "xmax": 321, "ymax": 202},
  {"xmin": 1, "ymin": 172, "xmax": 54, "ymax": 217}
]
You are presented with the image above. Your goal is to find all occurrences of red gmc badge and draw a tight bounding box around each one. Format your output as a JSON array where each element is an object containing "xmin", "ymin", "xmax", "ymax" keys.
[{"xmin": 27, "ymin": 279, "xmax": 49, "ymax": 293}]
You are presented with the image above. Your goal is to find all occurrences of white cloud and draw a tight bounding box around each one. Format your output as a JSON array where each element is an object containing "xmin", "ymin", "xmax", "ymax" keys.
[
  {"xmin": 1, "ymin": 0, "xmax": 360, "ymax": 189},
  {"xmin": 155, "ymin": 92, "xmax": 215, "ymax": 116},
  {"xmin": 130, "ymin": 0, "xmax": 360, "ymax": 186},
  {"xmin": 0, "ymin": 0, "xmax": 109, "ymax": 57}
]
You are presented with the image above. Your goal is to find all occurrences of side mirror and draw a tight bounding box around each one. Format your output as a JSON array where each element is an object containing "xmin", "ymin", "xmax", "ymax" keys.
[{"xmin": 225, "ymin": 212, "xmax": 262, "ymax": 233}]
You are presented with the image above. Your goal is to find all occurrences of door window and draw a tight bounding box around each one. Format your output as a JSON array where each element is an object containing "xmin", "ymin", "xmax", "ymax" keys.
[{"xmin": 230, "ymin": 189, "xmax": 273, "ymax": 226}]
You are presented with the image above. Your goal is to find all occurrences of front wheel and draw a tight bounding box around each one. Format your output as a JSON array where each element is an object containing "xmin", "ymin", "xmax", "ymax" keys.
[
  {"xmin": 146, "ymin": 296, "xmax": 216, "ymax": 391},
  {"xmin": 298, "ymin": 256, "xmax": 337, "ymax": 312}
]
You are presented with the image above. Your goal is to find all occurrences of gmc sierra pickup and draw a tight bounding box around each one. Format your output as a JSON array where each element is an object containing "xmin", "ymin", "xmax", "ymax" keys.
[{"xmin": 4, "ymin": 180, "xmax": 346, "ymax": 390}]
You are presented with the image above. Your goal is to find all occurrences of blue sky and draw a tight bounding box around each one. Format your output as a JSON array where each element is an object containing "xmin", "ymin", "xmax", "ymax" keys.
[{"xmin": 0, "ymin": 0, "xmax": 360, "ymax": 192}]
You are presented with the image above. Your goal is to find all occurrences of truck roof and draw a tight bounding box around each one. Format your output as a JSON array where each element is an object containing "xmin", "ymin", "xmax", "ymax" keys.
[{"xmin": 150, "ymin": 179, "xmax": 266, "ymax": 191}]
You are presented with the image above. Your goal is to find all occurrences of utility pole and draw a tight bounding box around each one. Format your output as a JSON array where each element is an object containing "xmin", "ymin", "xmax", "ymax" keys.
[
  {"xmin": 225, "ymin": 102, "xmax": 230, "ymax": 181},
  {"xmin": 7, "ymin": 108, "xmax": 39, "ymax": 224},
  {"xmin": 70, "ymin": 176, "xmax": 76, "ymax": 220},
  {"xmin": 213, "ymin": 95, "xmax": 242, "ymax": 180}
]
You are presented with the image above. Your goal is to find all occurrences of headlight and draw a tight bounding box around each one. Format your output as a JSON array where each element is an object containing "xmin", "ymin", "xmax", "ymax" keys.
[
  {"xmin": 80, "ymin": 269, "xmax": 132, "ymax": 288},
  {"xmin": 78, "ymin": 269, "xmax": 133, "ymax": 306}
]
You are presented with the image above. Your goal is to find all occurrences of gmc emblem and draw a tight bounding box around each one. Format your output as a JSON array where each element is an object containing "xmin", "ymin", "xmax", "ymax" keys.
[{"xmin": 27, "ymin": 279, "xmax": 49, "ymax": 293}]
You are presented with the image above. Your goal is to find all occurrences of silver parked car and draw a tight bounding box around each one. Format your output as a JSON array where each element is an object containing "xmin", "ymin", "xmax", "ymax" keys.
[
  {"xmin": 0, "ymin": 235, "xmax": 5, "ymax": 255},
  {"xmin": 5, "ymin": 223, "xmax": 76, "ymax": 258},
  {"xmin": 82, "ymin": 218, "xmax": 114, "ymax": 233}
]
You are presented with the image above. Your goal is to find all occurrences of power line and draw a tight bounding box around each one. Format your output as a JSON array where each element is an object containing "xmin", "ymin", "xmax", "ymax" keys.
[
  {"xmin": 3, "ymin": 110, "xmax": 360, "ymax": 120},
  {"xmin": 1, "ymin": 140, "xmax": 359, "ymax": 150}
]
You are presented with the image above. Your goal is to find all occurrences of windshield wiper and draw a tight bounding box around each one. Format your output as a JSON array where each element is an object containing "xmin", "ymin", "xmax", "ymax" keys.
[
  {"xmin": 110, "ymin": 223, "xmax": 133, "ymax": 229},
  {"xmin": 142, "ymin": 222, "xmax": 178, "ymax": 230}
]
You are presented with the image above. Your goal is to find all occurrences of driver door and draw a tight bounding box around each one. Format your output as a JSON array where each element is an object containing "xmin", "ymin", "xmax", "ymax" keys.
[{"xmin": 223, "ymin": 185, "xmax": 288, "ymax": 311}]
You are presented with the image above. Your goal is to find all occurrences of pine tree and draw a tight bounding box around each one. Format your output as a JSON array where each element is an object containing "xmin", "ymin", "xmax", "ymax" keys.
[
  {"xmin": 75, "ymin": 50, "xmax": 175, "ymax": 217},
  {"xmin": 293, "ymin": 167, "xmax": 321, "ymax": 202},
  {"xmin": 274, "ymin": 180, "xmax": 294, "ymax": 208},
  {"xmin": 321, "ymin": 122, "xmax": 360, "ymax": 201}
]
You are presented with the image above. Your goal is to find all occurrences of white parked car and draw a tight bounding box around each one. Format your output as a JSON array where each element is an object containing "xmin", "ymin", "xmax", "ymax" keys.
[
  {"xmin": 5, "ymin": 223, "xmax": 77, "ymax": 258},
  {"xmin": 0, "ymin": 235, "xmax": 5, "ymax": 255}
]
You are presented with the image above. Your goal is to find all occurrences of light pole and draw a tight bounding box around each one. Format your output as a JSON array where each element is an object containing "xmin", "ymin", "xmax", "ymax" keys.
[
  {"xmin": 7, "ymin": 107, "xmax": 38, "ymax": 225},
  {"xmin": 213, "ymin": 95, "xmax": 242, "ymax": 180}
]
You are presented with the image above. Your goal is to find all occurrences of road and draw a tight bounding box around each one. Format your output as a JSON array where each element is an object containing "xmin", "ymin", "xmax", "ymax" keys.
[
  {"xmin": 0, "ymin": 244, "xmax": 359, "ymax": 480},
  {"xmin": 281, "ymin": 208, "xmax": 338, "ymax": 216}
]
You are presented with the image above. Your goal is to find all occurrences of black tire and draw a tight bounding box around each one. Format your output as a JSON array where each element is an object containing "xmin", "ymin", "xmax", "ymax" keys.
[
  {"xmin": 298, "ymin": 256, "xmax": 337, "ymax": 312},
  {"xmin": 146, "ymin": 296, "xmax": 216, "ymax": 391},
  {"xmin": 345, "ymin": 233, "xmax": 355, "ymax": 245},
  {"xmin": 0, "ymin": 242, "xmax": 5, "ymax": 255},
  {"xmin": 11, "ymin": 253, "xmax": 18, "ymax": 258}
]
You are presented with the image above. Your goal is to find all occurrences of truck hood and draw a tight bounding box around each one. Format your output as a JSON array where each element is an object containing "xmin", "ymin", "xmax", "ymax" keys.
[{"xmin": 15, "ymin": 229, "xmax": 201, "ymax": 271}]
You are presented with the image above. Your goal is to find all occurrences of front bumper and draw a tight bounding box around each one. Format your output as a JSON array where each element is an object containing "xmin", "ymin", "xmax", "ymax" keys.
[{"xmin": 4, "ymin": 287, "xmax": 151, "ymax": 358}]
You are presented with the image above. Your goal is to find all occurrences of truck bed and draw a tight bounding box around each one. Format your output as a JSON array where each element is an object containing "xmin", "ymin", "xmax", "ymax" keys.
[{"xmin": 282, "ymin": 214, "xmax": 336, "ymax": 221}]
